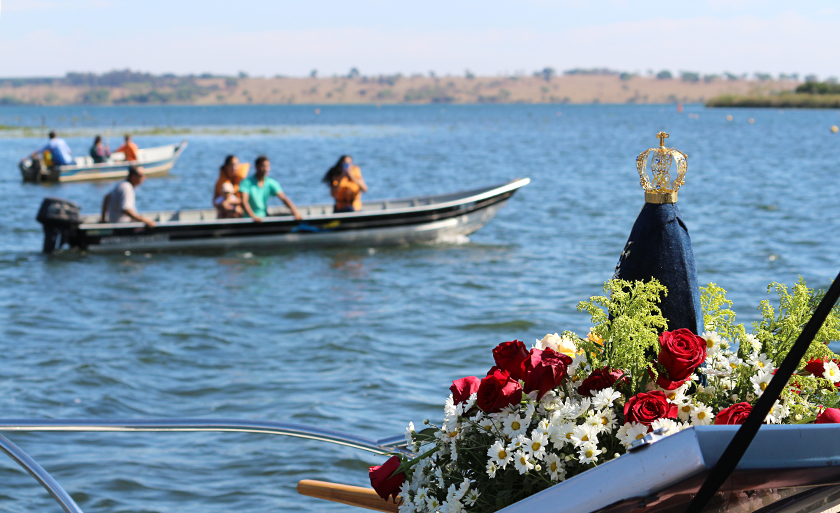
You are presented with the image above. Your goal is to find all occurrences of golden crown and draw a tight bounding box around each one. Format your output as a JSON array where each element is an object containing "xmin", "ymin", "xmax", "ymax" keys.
[{"xmin": 636, "ymin": 132, "xmax": 687, "ymax": 204}]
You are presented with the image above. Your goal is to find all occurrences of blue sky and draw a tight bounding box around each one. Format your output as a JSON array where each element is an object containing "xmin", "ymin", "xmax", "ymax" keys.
[{"xmin": 1, "ymin": 0, "xmax": 838, "ymax": 78}]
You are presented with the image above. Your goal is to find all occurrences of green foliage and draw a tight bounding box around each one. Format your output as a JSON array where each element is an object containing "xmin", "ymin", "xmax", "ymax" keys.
[
  {"xmin": 577, "ymin": 279, "xmax": 667, "ymax": 389},
  {"xmin": 700, "ymin": 283, "xmax": 746, "ymax": 353},
  {"xmin": 795, "ymin": 81, "xmax": 840, "ymax": 95},
  {"xmin": 754, "ymin": 277, "xmax": 840, "ymax": 367}
]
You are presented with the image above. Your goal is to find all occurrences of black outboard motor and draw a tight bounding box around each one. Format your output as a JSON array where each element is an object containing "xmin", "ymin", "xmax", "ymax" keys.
[{"xmin": 36, "ymin": 197, "xmax": 81, "ymax": 253}]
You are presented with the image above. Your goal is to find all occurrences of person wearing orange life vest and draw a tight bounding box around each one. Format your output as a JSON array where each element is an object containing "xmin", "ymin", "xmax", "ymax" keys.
[
  {"xmin": 115, "ymin": 134, "xmax": 140, "ymax": 162},
  {"xmin": 213, "ymin": 154, "xmax": 249, "ymax": 217},
  {"xmin": 322, "ymin": 155, "xmax": 368, "ymax": 213}
]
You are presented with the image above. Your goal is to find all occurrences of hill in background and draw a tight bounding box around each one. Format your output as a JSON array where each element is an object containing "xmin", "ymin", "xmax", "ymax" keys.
[{"xmin": 0, "ymin": 69, "xmax": 799, "ymax": 106}]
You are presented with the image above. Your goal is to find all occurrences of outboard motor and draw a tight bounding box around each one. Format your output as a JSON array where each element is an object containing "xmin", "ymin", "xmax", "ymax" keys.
[{"xmin": 36, "ymin": 197, "xmax": 81, "ymax": 253}]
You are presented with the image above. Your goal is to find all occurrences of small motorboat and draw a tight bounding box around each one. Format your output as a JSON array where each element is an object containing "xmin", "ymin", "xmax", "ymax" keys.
[
  {"xmin": 20, "ymin": 140, "xmax": 188, "ymax": 183},
  {"xmin": 35, "ymin": 178, "xmax": 530, "ymax": 253}
]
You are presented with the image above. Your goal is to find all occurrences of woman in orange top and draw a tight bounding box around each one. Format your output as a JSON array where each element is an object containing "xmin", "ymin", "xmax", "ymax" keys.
[
  {"xmin": 213, "ymin": 155, "xmax": 249, "ymax": 217},
  {"xmin": 322, "ymin": 155, "xmax": 368, "ymax": 213}
]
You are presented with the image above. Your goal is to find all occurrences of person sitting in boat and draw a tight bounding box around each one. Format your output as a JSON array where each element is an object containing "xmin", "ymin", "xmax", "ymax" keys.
[
  {"xmin": 100, "ymin": 165, "xmax": 155, "ymax": 228},
  {"xmin": 89, "ymin": 135, "xmax": 110, "ymax": 164},
  {"xmin": 115, "ymin": 134, "xmax": 140, "ymax": 162},
  {"xmin": 215, "ymin": 182, "xmax": 243, "ymax": 218},
  {"xmin": 239, "ymin": 155, "xmax": 302, "ymax": 222},
  {"xmin": 322, "ymin": 155, "xmax": 367, "ymax": 213},
  {"xmin": 213, "ymin": 155, "xmax": 249, "ymax": 215},
  {"xmin": 31, "ymin": 131, "xmax": 75, "ymax": 166}
]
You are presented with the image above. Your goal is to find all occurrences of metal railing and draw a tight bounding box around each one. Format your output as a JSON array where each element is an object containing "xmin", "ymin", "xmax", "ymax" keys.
[{"xmin": 0, "ymin": 418, "xmax": 409, "ymax": 513}]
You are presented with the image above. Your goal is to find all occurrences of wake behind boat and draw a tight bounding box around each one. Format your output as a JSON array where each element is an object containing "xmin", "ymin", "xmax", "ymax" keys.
[
  {"xmin": 20, "ymin": 140, "xmax": 187, "ymax": 183},
  {"xmin": 36, "ymin": 178, "xmax": 530, "ymax": 253}
]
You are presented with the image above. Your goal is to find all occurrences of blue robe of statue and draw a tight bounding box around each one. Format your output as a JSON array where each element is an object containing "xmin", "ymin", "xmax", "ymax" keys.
[{"xmin": 614, "ymin": 202, "xmax": 703, "ymax": 335}]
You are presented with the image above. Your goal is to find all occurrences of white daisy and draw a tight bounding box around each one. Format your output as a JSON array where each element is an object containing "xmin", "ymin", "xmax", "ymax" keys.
[
  {"xmin": 701, "ymin": 331, "xmax": 722, "ymax": 356},
  {"xmin": 751, "ymin": 370, "xmax": 774, "ymax": 396},
  {"xmin": 486, "ymin": 460, "xmax": 499, "ymax": 478},
  {"xmin": 571, "ymin": 424, "xmax": 600, "ymax": 447},
  {"xmin": 577, "ymin": 441, "xmax": 602, "ymax": 464},
  {"xmin": 548, "ymin": 421, "xmax": 576, "ymax": 448},
  {"xmin": 477, "ymin": 417, "xmax": 497, "ymax": 435},
  {"xmin": 823, "ymin": 362, "xmax": 840, "ymax": 383},
  {"xmin": 727, "ymin": 354, "xmax": 744, "ymax": 371},
  {"xmin": 544, "ymin": 452, "xmax": 566, "ymax": 481},
  {"xmin": 744, "ymin": 333, "xmax": 762, "ymax": 354},
  {"xmin": 650, "ymin": 418, "xmax": 681, "ymax": 435},
  {"xmin": 487, "ymin": 440, "xmax": 512, "ymax": 468},
  {"xmin": 405, "ymin": 421, "xmax": 416, "ymax": 448},
  {"xmin": 506, "ymin": 434, "xmax": 528, "ymax": 453},
  {"xmin": 663, "ymin": 382, "xmax": 690, "ymax": 403},
  {"xmin": 513, "ymin": 450, "xmax": 534, "ymax": 474},
  {"xmin": 592, "ymin": 388, "xmax": 622, "ymax": 409},
  {"xmin": 616, "ymin": 422, "xmax": 648, "ymax": 448},
  {"xmin": 748, "ymin": 353, "xmax": 775, "ymax": 373},
  {"xmin": 676, "ymin": 400, "xmax": 694, "ymax": 422},
  {"xmin": 523, "ymin": 432, "xmax": 549, "ymax": 460},
  {"xmin": 766, "ymin": 400, "xmax": 789, "ymax": 424},
  {"xmin": 463, "ymin": 489, "xmax": 479, "ymax": 507},
  {"xmin": 425, "ymin": 495, "xmax": 441, "ymax": 511},
  {"xmin": 502, "ymin": 413, "xmax": 529, "ymax": 438},
  {"xmin": 690, "ymin": 403, "xmax": 715, "ymax": 425},
  {"xmin": 589, "ymin": 408, "xmax": 616, "ymax": 432},
  {"xmin": 534, "ymin": 418, "xmax": 551, "ymax": 435}
]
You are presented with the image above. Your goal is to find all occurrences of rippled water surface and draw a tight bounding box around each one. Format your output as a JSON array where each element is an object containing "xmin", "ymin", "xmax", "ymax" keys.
[{"xmin": 1, "ymin": 104, "xmax": 839, "ymax": 512}]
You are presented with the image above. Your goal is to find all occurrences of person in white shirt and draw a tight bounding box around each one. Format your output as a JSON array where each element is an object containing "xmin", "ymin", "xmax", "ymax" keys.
[{"xmin": 100, "ymin": 166, "xmax": 156, "ymax": 227}]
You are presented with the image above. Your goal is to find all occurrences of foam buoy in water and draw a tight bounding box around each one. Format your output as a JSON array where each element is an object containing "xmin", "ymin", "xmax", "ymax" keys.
[
  {"xmin": 315, "ymin": 108, "xmax": 321, "ymax": 114},
  {"xmin": 831, "ymin": 125, "xmax": 839, "ymax": 133},
  {"xmin": 748, "ymin": 118, "xmax": 755, "ymax": 124},
  {"xmin": 726, "ymin": 115, "xmax": 733, "ymax": 121}
]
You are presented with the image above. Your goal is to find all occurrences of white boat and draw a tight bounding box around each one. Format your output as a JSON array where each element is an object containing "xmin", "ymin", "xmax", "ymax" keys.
[
  {"xmin": 36, "ymin": 178, "xmax": 530, "ymax": 253},
  {"xmin": 20, "ymin": 140, "xmax": 188, "ymax": 183}
]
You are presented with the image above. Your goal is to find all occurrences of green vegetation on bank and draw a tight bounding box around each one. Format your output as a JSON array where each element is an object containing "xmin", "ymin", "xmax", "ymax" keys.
[
  {"xmin": 707, "ymin": 81, "xmax": 840, "ymax": 108},
  {"xmin": 707, "ymin": 93, "xmax": 840, "ymax": 108}
]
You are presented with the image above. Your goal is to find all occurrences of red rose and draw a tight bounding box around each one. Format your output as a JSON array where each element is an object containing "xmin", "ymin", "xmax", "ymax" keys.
[
  {"xmin": 476, "ymin": 368, "xmax": 523, "ymax": 413},
  {"xmin": 816, "ymin": 408, "xmax": 840, "ymax": 424},
  {"xmin": 715, "ymin": 402, "xmax": 753, "ymax": 425},
  {"xmin": 492, "ymin": 340, "xmax": 529, "ymax": 381},
  {"xmin": 450, "ymin": 376, "xmax": 481, "ymax": 405},
  {"xmin": 655, "ymin": 328, "xmax": 707, "ymax": 389},
  {"xmin": 623, "ymin": 391, "xmax": 678, "ymax": 427},
  {"xmin": 521, "ymin": 348, "xmax": 572, "ymax": 400},
  {"xmin": 578, "ymin": 367, "xmax": 628, "ymax": 397},
  {"xmin": 369, "ymin": 455, "xmax": 405, "ymax": 501}
]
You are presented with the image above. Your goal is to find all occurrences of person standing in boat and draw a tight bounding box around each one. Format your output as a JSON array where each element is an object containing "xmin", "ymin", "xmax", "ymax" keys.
[
  {"xmin": 323, "ymin": 155, "xmax": 368, "ymax": 213},
  {"xmin": 239, "ymin": 155, "xmax": 302, "ymax": 222},
  {"xmin": 89, "ymin": 135, "xmax": 110, "ymax": 164},
  {"xmin": 100, "ymin": 166, "xmax": 156, "ymax": 228},
  {"xmin": 31, "ymin": 131, "xmax": 75, "ymax": 166},
  {"xmin": 115, "ymin": 134, "xmax": 140, "ymax": 162}
]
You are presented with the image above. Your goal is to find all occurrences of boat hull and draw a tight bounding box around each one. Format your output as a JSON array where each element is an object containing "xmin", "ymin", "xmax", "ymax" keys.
[
  {"xmin": 38, "ymin": 179, "xmax": 529, "ymax": 254},
  {"xmin": 20, "ymin": 141, "xmax": 187, "ymax": 183}
]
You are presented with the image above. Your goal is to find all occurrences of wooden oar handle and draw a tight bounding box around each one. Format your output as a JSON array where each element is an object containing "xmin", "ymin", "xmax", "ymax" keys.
[{"xmin": 297, "ymin": 479, "xmax": 401, "ymax": 512}]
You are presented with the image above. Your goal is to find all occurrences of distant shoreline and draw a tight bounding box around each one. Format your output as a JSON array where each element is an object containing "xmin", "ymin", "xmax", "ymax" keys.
[
  {"xmin": 0, "ymin": 75, "xmax": 797, "ymax": 107},
  {"xmin": 707, "ymin": 93, "xmax": 840, "ymax": 109}
]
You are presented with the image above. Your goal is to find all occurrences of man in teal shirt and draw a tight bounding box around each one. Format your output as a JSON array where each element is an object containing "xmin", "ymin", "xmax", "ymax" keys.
[{"xmin": 240, "ymin": 155, "xmax": 302, "ymax": 222}]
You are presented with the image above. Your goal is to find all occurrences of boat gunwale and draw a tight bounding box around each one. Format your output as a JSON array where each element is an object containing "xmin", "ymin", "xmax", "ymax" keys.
[{"xmin": 78, "ymin": 177, "xmax": 530, "ymax": 230}]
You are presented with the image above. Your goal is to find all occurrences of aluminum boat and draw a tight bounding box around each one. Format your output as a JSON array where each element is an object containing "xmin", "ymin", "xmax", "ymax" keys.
[
  {"xmin": 36, "ymin": 178, "xmax": 530, "ymax": 253},
  {"xmin": 20, "ymin": 140, "xmax": 188, "ymax": 183}
]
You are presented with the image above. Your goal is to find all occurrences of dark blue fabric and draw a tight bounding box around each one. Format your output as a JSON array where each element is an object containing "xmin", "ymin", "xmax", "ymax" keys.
[{"xmin": 614, "ymin": 202, "xmax": 703, "ymax": 335}]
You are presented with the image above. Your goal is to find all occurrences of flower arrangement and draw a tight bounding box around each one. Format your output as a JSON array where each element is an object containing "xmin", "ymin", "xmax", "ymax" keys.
[{"xmin": 369, "ymin": 278, "xmax": 840, "ymax": 513}]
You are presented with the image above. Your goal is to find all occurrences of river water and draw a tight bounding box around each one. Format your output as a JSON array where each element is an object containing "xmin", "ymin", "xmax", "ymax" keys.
[{"xmin": 0, "ymin": 104, "xmax": 839, "ymax": 512}]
